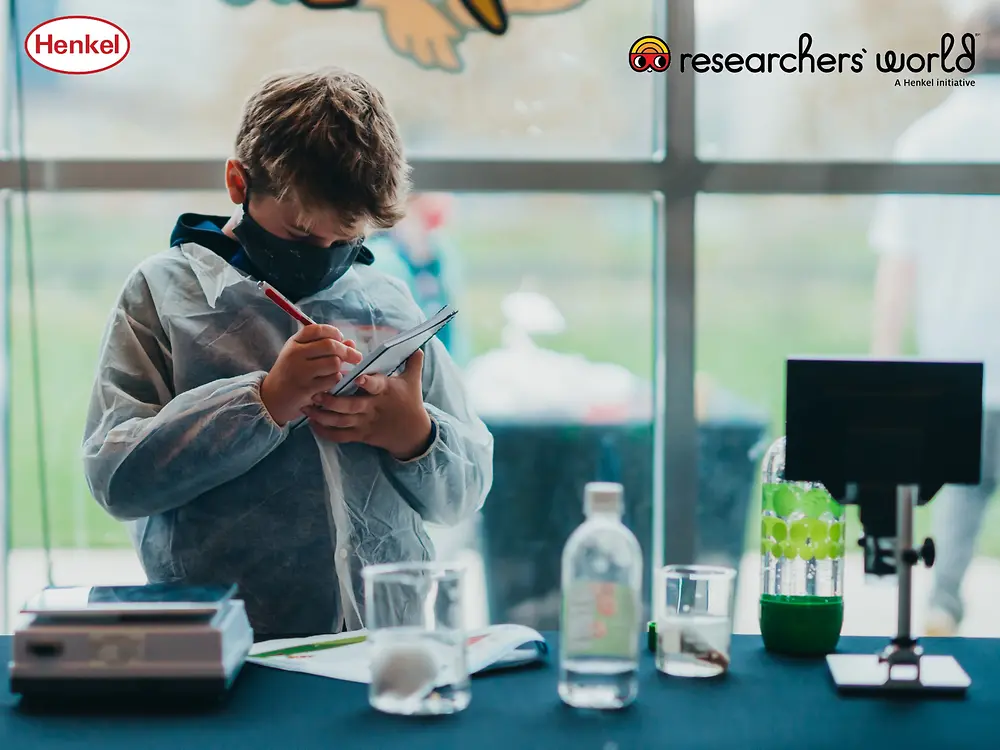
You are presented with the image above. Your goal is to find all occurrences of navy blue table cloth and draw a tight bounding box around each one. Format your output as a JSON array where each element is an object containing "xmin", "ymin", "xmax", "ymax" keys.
[{"xmin": 2, "ymin": 634, "xmax": 998, "ymax": 749}]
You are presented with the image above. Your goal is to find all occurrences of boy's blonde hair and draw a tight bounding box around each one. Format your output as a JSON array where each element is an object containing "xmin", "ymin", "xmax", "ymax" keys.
[{"xmin": 235, "ymin": 67, "xmax": 410, "ymax": 230}]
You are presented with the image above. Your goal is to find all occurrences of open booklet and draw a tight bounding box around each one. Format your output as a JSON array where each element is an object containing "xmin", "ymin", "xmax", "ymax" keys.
[
  {"xmin": 331, "ymin": 305, "xmax": 458, "ymax": 396},
  {"xmin": 248, "ymin": 624, "xmax": 547, "ymax": 684}
]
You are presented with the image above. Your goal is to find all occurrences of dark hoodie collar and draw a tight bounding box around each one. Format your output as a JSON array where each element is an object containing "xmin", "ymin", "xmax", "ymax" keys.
[{"xmin": 170, "ymin": 213, "xmax": 240, "ymax": 260}]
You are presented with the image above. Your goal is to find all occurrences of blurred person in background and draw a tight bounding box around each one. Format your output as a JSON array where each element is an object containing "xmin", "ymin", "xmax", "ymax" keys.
[
  {"xmin": 369, "ymin": 193, "xmax": 470, "ymax": 366},
  {"xmin": 869, "ymin": 3, "xmax": 1000, "ymax": 636}
]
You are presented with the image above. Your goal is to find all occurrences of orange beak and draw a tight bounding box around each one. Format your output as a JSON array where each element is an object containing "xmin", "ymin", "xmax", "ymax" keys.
[{"xmin": 459, "ymin": 0, "xmax": 509, "ymax": 35}]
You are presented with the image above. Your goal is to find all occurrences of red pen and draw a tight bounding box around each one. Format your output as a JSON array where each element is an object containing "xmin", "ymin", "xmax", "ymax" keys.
[{"xmin": 258, "ymin": 281, "xmax": 317, "ymax": 327}]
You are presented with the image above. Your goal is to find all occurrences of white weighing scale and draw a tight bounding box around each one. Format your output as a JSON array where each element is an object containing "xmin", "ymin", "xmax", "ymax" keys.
[{"xmin": 9, "ymin": 583, "xmax": 253, "ymax": 703}]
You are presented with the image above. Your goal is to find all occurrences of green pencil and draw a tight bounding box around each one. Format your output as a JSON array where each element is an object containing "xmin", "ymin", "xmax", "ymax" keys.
[{"xmin": 254, "ymin": 634, "xmax": 367, "ymax": 659}]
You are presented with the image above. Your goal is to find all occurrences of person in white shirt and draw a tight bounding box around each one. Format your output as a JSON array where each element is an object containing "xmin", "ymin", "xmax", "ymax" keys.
[{"xmin": 869, "ymin": 4, "xmax": 1000, "ymax": 636}]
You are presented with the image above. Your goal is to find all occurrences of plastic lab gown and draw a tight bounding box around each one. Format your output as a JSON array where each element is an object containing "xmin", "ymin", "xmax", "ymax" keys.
[{"xmin": 82, "ymin": 238, "xmax": 493, "ymax": 638}]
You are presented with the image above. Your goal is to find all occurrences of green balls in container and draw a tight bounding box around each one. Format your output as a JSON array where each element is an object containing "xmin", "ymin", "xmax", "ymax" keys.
[
  {"xmin": 772, "ymin": 519, "xmax": 788, "ymax": 542},
  {"xmin": 829, "ymin": 521, "xmax": 843, "ymax": 542},
  {"xmin": 789, "ymin": 517, "xmax": 808, "ymax": 544},
  {"xmin": 770, "ymin": 484, "xmax": 802, "ymax": 518}
]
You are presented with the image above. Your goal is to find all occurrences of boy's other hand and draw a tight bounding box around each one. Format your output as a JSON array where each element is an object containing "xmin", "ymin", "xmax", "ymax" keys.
[
  {"xmin": 303, "ymin": 349, "xmax": 433, "ymax": 461},
  {"xmin": 260, "ymin": 324, "xmax": 363, "ymax": 427}
]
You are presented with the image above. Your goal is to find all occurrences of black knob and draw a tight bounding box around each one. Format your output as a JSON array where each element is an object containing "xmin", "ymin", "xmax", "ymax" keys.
[
  {"xmin": 921, "ymin": 538, "xmax": 936, "ymax": 568},
  {"xmin": 902, "ymin": 549, "xmax": 919, "ymax": 565}
]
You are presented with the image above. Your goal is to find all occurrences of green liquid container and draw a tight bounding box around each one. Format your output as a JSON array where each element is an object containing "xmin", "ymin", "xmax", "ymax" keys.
[{"xmin": 759, "ymin": 436, "xmax": 845, "ymax": 656}]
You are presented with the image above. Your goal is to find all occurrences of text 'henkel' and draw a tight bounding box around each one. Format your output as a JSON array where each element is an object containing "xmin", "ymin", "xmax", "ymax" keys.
[{"xmin": 33, "ymin": 33, "xmax": 122, "ymax": 55}]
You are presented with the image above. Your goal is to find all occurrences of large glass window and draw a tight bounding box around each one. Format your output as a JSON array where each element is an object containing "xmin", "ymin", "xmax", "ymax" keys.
[
  {"xmin": 698, "ymin": 195, "xmax": 1000, "ymax": 638},
  {"xmin": 4, "ymin": 0, "xmax": 670, "ymax": 631},
  {"xmin": 7, "ymin": 0, "xmax": 1000, "ymax": 642},
  {"xmin": 7, "ymin": 191, "xmax": 660, "ymax": 629},
  {"xmin": 15, "ymin": 0, "xmax": 659, "ymax": 158},
  {"xmin": 696, "ymin": 0, "xmax": 989, "ymax": 161}
]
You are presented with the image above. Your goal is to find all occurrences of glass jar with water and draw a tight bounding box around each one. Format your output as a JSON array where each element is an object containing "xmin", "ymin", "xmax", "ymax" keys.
[{"xmin": 759, "ymin": 436, "xmax": 845, "ymax": 656}]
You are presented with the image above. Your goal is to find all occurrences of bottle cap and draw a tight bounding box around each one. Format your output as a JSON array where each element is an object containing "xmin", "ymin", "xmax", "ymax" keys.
[{"xmin": 584, "ymin": 482, "xmax": 624, "ymax": 516}]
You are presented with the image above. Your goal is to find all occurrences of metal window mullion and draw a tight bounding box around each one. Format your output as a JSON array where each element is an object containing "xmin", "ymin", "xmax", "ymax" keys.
[
  {"xmin": 4, "ymin": 160, "xmax": 1000, "ymax": 194},
  {"xmin": 0, "ymin": 188, "xmax": 9, "ymax": 634},
  {"xmin": 410, "ymin": 160, "xmax": 664, "ymax": 193},
  {"xmin": 1, "ymin": 0, "xmax": 12, "ymax": 633},
  {"xmin": 658, "ymin": 0, "xmax": 698, "ymax": 569},
  {"xmin": 0, "ymin": 159, "xmax": 668, "ymax": 193},
  {"xmin": 698, "ymin": 163, "xmax": 1000, "ymax": 194}
]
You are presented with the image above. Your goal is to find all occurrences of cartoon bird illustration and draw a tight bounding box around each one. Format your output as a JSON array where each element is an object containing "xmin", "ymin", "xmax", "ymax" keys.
[
  {"xmin": 268, "ymin": 0, "xmax": 588, "ymax": 72},
  {"xmin": 368, "ymin": 0, "xmax": 588, "ymax": 72}
]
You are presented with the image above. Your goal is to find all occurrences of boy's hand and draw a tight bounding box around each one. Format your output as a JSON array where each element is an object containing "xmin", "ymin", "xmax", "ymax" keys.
[
  {"xmin": 303, "ymin": 350, "xmax": 433, "ymax": 461},
  {"xmin": 260, "ymin": 325, "xmax": 363, "ymax": 427}
]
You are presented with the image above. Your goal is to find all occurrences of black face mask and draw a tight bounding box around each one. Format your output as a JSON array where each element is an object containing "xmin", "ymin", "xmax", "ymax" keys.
[{"xmin": 232, "ymin": 196, "xmax": 366, "ymax": 302}]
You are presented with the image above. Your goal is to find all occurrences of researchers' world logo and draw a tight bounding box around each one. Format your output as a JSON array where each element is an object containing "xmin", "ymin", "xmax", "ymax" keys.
[
  {"xmin": 631, "ymin": 31, "xmax": 980, "ymax": 86},
  {"xmin": 24, "ymin": 15, "xmax": 130, "ymax": 75},
  {"xmin": 629, "ymin": 35, "xmax": 670, "ymax": 73}
]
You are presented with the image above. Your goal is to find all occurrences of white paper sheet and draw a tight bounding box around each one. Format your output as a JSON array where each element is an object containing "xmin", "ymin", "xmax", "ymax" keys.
[{"xmin": 248, "ymin": 624, "xmax": 547, "ymax": 684}]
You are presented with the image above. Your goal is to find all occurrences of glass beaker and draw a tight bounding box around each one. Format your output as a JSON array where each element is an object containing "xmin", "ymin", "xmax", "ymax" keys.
[
  {"xmin": 362, "ymin": 561, "xmax": 469, "ymax": 715},
  {"xmin": 759, "ymin": 436, "xmax": 845, "ymax": 656},
  {"xmin": 654, "ymin": 564, "xmax": 737, "ymax": 678}
]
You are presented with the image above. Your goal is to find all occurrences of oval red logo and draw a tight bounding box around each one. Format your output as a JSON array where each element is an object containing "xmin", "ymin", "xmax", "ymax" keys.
[{"xmin": 24, "ymin": 16, "xmax": 130, "ymax": 75}]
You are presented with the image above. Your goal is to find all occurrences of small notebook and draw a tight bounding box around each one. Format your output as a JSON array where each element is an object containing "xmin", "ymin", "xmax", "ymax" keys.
[{"xmin": 331, "ymin": 306, "xmax": 457, "ymax": 396}]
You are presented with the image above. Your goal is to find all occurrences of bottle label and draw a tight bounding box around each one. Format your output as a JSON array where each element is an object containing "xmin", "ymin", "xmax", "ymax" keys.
[{"xmin": 563, "ymin": 582, "xmax": 638, "ymax": 659}]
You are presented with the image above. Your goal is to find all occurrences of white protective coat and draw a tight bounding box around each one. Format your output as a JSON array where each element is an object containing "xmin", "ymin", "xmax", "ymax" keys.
[{"xmin": 82, "ymin": 240, "xmax": 493, "ymax": 637}]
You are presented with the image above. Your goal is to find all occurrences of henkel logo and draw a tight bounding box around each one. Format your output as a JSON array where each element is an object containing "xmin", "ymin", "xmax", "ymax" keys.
[{"xmin": 24, "ymin": 16, "xmax": 130, "ymax": 75}]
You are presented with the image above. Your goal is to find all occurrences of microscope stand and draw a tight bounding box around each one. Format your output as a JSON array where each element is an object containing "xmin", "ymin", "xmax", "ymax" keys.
[{"xmin": 825, "ymin": 485, "xmax": 971, "ymax": 696}]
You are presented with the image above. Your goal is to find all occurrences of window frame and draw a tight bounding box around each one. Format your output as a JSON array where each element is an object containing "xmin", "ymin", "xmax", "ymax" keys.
[{"xmin": 5, "ymin": 0, "xmax": 1000, "ymax": 630}]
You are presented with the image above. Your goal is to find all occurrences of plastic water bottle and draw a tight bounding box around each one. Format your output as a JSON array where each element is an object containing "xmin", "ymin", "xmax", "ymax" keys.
[{"xmin": 558, "ymin": 482, "xmax": 643, "ymax": 709}]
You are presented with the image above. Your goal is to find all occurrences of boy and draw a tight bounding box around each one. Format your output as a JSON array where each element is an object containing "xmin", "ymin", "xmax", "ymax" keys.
[{"xmin": 82, "ymin": 67, "xmax": 494, "ymax": 639}]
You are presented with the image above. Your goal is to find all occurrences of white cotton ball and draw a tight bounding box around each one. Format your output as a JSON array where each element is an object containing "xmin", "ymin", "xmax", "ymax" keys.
[{"xmin": 370, "ymin": 644, "xmax": 438, "ymax": 699}]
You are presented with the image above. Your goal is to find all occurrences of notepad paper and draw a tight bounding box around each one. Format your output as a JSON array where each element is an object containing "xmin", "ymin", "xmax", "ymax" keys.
[
  {"xmin": 248, "ymin": 624, "xmax": 547, "ymax": 684},
  {"xmin": 331, "ymin": 305, "xmax": 458, "ymax": 396}
]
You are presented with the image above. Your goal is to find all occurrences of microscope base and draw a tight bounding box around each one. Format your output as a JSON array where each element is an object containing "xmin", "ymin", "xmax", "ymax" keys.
[{"xmin": 826, "ymin": 653, "xmax": 970, "ymax": 695}]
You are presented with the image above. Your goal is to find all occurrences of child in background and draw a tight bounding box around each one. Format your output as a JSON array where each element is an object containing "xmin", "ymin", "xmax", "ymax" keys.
[
  {"xmin": 82, "ymin": 67, "xmax": 494, "ymax": 639},
  {"xmin": 368, "ymin": 192, "xmax": 470, "ymax": 366}
]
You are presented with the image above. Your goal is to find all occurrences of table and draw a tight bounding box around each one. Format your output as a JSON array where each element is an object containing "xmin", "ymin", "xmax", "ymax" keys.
[{"xmin": 2, "ymin": 634, "xmax": 998, "ymax": 750}]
